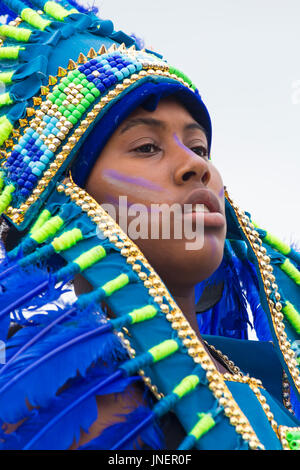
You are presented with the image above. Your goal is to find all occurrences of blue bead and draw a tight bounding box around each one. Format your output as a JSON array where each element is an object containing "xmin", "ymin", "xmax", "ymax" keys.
[
  {"xmin": 24, "ymin": 181, "xmax": 34, "ymax": 190},
  {"xmin": 97, "ymin": 66, "xmax": 106, "ymax": 73},
  {"xmin": 116, "ymin": 64, "xmax": 124, "ymax": 71},
  {"xmin": 32, "ymin": 167, "xmax": 42, "ymax": 176},
  {"xmin": 96, "ymin": 83, "xmax": 106, "ymax": 93},
  {"xmin": 21, "ymin": 188, "xmax": 30, "ymax": 197},
  {"xmin": 90, "ymin": 66, "xmax": 97, "ymax": 71},
  {"xmin": 17, "ymin": 178, "xmax": 25, "ymax": 186},
  {"xmin": 127, "ymin": 64, "xmax": 136, "ymax": 73},
  {"xmin": 28, "ymin": 174, "xmax": 37, "ymax": 183},
  {"xmin": 109, "ymin": 75, "xmax": 117, "ymax": 85},
  {"xmin": 43, "ymin": 115, "xmax": 51, "ymax": 123},
  {"xmin": 40, "ymin": 155, "xmax": 49, "ymax": 164},
  {"xmin": 78, "ymin": 65, "xmax": 85, "ymax": 72},
  {"xmin": 109, "ymin": 61, "xmax": 117, "ymax": 67},
  {"xmin": 51, "ymin": 128, "xmax": 59, "ymax": 136},
  {"xmin": 123, "ymin": 67, "xmax": 131, "ymax": 77},
  {"xmin": 84, "ymin": 69, "xmax": 91, "ymax": 76},
  {"xmin": 90, "ymin": 59, "xmax": 97, "ymax": 65},
  {"xmin": 19, "ymin": 137, "xmax": 27, "ymax": 146},
  {"xmin": 114, "ymin": 71, "xmax": 124, "ymax": 81},
  {"xmin": 44, "ymin": 150, "xmax": 54, "ymax": 158},
  {"xmin": 102, "ymin": 78, "xmax": 110, "ymax": 87},
  {"xmin": 87, "ymin": 74, "xmax": 95, "ymax": 81},
  {"xmin": 11, "ymin": 150, "xmax": 19, "ymax": 158}
]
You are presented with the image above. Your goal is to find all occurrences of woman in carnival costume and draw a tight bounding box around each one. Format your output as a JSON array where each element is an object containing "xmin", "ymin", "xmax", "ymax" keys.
[{"xmin": 0, "ymin": 0, "xmax": 299, "ymax": 451}]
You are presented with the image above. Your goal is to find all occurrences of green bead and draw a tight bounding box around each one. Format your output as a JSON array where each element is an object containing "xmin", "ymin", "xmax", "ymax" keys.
[
  {"xmin": 81, "ymin": 87, "xmax": 89, "ymax": 96},
  {"xmin": 67, "ymin": 103, "xmax": 76, "ymax": 112},
  {"xmin": 53, "ymin": 89, "xmax": 61, "ymax": 97},
  {"xmin": 81, "ymin": 79, "xmax": 89, "ymax": 86},
  {"xmin": 63, "ymin": 110, "xmax": 71, "ymax": 118},
  {"xmin": 77, "ymin": 104, "xmax": 86, "ymax": 114},
  {"xmin": 59, "ymin": 92, "xmax": 67, "ymax": 100},
  {"xmin": 55, "ymin": 99, "xmax": 63, "ymax": 107},
  {"xmin": 90, "ymin": 88, "xmax": 100, "ymax": 97},
  {"xmin": 81, "ymin": 98, "xmax": 90, "ymax": 109},
  {"xmin": 78, "ymin": 73, "xmax": 86, "ymax": 80},
  {"xmin": 68, "ymin": 115, "xmax": 78, "ymax": 125},
  {"xmin": 73, "ymin": 78, "xmax": 80, "ymax": 85},
  {"xmin": 85, "ymin": 93, "xmax": 95, "ymax": 103},
  {"xmin": 72, "ymin": 69, "xmax": 80, "ymax": 76},
  {"xmin": 58, "ymin": 105, "xmax": 66, "ymax": 113},
  {"xmin": 72, "ymin": 109, "xmax": 81, "ymax": 119},
  {"xmin": 48, "ymin": 93, "xmax": 55, "ymax": 103},
  {"xmin": 58, "ymin": 83, "xmax": 66, "ymax": 91},
  {"xmin": 87, "ymin": 82, "xmax": 94, "ymax": 90}
]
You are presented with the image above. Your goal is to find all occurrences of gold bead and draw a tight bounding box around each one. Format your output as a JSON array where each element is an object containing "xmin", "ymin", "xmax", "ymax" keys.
[
  {"xmin": 160, "ymin": 304, "xmax": 169, "ymax": 313},
  {"xmin": 132, "ymin": 263, "xmax": 141, "ymax": 272},
  {"xmin": 138, "ymin": 272, "xmax": 147, "ymax": 281}
]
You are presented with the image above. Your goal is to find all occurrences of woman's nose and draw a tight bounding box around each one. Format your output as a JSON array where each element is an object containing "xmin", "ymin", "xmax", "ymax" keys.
[{"xmin": 172, "ymin": 139, "xmax": 211, "ymax": 186}]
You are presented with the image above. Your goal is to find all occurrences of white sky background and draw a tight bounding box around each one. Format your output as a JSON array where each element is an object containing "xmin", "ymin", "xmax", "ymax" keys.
[{"xmin": 92, "ymin": 0, "xmax": 300, "ymax": 243}]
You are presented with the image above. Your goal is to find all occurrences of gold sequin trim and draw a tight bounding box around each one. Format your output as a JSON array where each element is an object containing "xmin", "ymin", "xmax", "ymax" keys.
[{"xmin": 225, "ymin": 189, "xmax": 300, "ymax": 396}]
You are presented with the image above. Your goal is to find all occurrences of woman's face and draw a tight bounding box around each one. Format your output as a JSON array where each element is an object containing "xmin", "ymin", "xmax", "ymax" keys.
[{"xmin": 86, "ymin": 98, "xmax": 226, "ymax": 291}]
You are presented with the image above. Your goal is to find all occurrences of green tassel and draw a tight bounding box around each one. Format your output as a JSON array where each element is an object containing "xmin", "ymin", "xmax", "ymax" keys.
[
  {"xmin": 20, "ymin": 8, "xmax": 51, "ymax": 30},
  {"xmin": 0, "ymin": 184, "xmax": 15, "ymax": 215},
  {"xmin": 0, "ymin": 24, "xmax": 32, "ymax": 42},
  {"xmin": 43, "ymin": 1, "xmax": 78, "ymax": 21}
]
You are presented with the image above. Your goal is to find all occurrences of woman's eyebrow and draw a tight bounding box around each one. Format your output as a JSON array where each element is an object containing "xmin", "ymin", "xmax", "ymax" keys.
[
  {"xmin": 119, "ymin": 117, "xmax": 166, "ymax": 134},
  {"xmin": 184, "ymin": 122, "xmax": 208, "ymax": 136}
]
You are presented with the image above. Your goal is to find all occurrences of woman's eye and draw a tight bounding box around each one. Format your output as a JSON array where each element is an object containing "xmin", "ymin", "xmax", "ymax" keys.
[
  {"xmin": 190, "ymin": 146, "xmax": 209, "ymax": 158},
  {"xmin": 133, "ymin": 143, "xmax": 161, "ymax": 155}
]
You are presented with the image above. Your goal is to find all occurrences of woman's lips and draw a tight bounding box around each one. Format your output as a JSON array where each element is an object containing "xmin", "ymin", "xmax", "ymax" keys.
[
  {"xmin": 181, "ymin": 188, "xmax": 226, "ymax": 228},
  {"xmin": 183, "ymin": 210, "xmax": 226, "ymax": 228}
]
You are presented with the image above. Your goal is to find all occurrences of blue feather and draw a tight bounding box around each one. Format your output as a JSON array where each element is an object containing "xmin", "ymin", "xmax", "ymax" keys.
[
  {"xmin": 78, "ymin": 406, "xmax": 164, "ymax": 450},
  {"xmin": 0, "ymin": 312, "xmax": 128, "ymax": 423},
  {"xmin": 198, "ymin": 251, "xmax": 250, "ymax": 339},
  {"xmin": 0, "ymin": 366, "xmax": 139, "ymax": 450}
]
